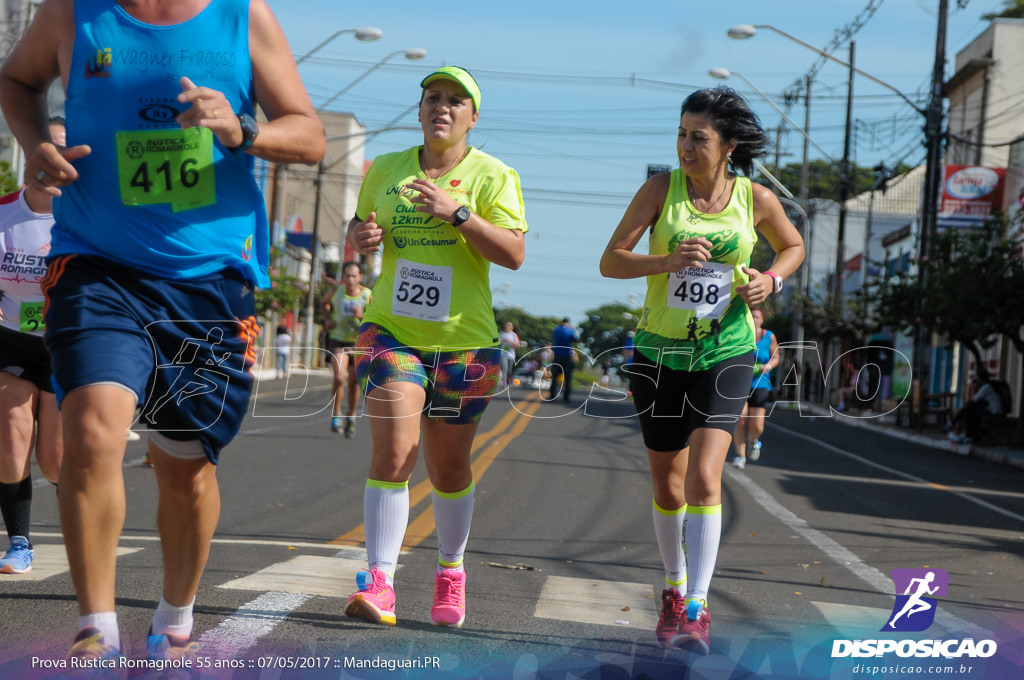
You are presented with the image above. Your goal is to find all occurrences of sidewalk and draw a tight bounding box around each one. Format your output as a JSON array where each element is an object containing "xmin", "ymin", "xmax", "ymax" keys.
[
  {"xmin": 252, "ymin": 366, "xmax": 333, "ymax": 382},
  {"xmin": 796, "ymin": 403, "xmax": 1024, "ymax": 472}
]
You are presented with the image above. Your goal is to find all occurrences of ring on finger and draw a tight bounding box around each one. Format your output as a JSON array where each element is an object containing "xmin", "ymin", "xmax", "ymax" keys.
[
  {"xmin": 35, "ymin": 169, "xmax": 46, "ymax": 182},
  {"xmin": 213, "ymin": 109, "xmax": 218, "ymax": 118}
]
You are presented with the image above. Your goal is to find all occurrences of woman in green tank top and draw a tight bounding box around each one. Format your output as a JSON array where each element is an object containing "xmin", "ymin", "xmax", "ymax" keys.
[{"xmin": 600, "ymin": 87, "xmax": 804, "ymax": 654}]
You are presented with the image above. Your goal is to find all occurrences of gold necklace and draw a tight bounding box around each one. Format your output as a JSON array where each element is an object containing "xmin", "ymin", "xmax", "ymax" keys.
[
  {"xmin": 686, "ymin": 176, "xmax": 731, "ymax": 225},
  {"xmin": 421, "ymin": 148, "xmax": 467, "ymax": 181}
]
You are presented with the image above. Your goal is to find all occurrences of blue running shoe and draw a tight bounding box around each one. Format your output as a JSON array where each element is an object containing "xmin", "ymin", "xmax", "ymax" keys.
[
  {"xmin": 67, "ymin": 627, "xmax": 124, "ymax": 678},
  {"xmin": 146, "ymin": 630, "xmax": 201, "ymax": 680},
  {"xmin": 0, "ymin": 536, "xmax": 33, "ymax": 574},
  {"xmin": 331, "ymin": 416, "xmax": 343, "ymax": 433}
]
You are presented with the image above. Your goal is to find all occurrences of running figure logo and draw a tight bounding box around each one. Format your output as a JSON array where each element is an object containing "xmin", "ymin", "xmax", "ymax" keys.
[
  {"xmin": 141, "ymin": 321, "xmax": 248, "ymax": 431},
  {"xmin": 882, "ymin": 568, "xmax": 949, "ymax": 632}
]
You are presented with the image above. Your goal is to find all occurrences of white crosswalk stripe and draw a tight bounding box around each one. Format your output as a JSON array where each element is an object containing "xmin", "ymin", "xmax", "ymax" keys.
[
  {"xmin": 218, "ymin": 549, "xmax": 369, "ymax": 599},
  {"xmin": 0, "ymin": 544, "xmax": 140, "ymax": 581},
  {"xmin": 534, "ymin": 575, "xmax": 658, "ymax": 630}
]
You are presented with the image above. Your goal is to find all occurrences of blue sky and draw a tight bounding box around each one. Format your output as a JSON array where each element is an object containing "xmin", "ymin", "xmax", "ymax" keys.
[{"xmin": 267, "ymin": 0, "xmax": 1007, "ymax": 325}]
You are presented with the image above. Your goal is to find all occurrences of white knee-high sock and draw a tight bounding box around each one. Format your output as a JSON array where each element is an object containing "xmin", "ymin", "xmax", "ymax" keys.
[
  {"xmin": 652, "ymin": 498, "xmax": 687, "ymax": 593},
  {"xmin": 364, "ymin": 480, "xmax": 409, "ymax": 582},
  {"xmin": 684, "ymin": 504, "xmax": 722, "ymax": 603},
  {"xmin": 432, "ymin": 481, "xmax": 475, "ymax": 570}
]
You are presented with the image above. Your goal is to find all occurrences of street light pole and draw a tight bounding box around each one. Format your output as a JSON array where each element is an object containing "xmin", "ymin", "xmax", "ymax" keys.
[
  {"xmin": 708, "ymin": 68, "xmax": 834, "ymax": 162},
  {"xmin": 709, "ymin": 68, "xmax": 829, "ymax": 392},
  {"xmin": 300, "ymin": 126, "xmax": 420, "ymax": 366},
  {"xmin": 294, "ymin": 47, "xmax": 428, "ymax": 366},
  {"xmin": 294, "ymin": 27, "xmax": 382, "ymax": 65},
  {"xmin": 268, "ymin": 26, "xmax": 384, "ymax": 259},
  {"xmin": 317, "ymin": 49, "xmax": 428, "ymax": 112},
  {"xmin": 728, "ymin": 17, "xmax": 950, "ymax": 420},
  {"xmin": 727, "ymin": 24, "xmax": 925, "ymax": 114}
]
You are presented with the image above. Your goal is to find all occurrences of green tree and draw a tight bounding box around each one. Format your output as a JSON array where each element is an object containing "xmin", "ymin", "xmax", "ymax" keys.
[
  {"xmin": 255, "ymin": 248, "xmax": 307, "ymax": 323},
  {"xmin": 872, "ymin": 216, "xmax": 1024, "ymax": 442},
  {"xmin": 577, "ymin": 302, "xmax": 642, "ymax": 363},
  {"xmin": 982, "ymin": 0, "xmax": 1024, "ymax": 20},
  {"xmin": 0, "ymin": 161, "xmax": 21, "ymax": 196},
  {"xmin": 773, "ymin": 160, "xmax": 913, "ymax": 205}
]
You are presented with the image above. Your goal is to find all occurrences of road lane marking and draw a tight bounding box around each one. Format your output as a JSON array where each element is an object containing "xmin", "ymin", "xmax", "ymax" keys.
[
  {"xmin": 29, "ymin": 531, "xmax": 355, "ymax": 552},
  {"xmin": 220, "ymin": 554, "xmax": 375, "ymax": 598},
  {"xmin": 534, "ymin": 575, "xmax": 657, "ymax": 630},
  {"xmin": 402, "ymin": 397, "xmax": 543, "ymax": 550},
  {"xmin": 198, "ymin": 591, "xmax": 311, "ymax": 656},
  {"xmin": 771, "ymin": 423, "xmax": 1024, "ymax": 525},
  {"xmin": 330, "ymin": 393, "xmax": 539, "ymax": 548},
  {"xmin": 723, "ymin": 463, "xmax": 991, "ymax": 638}
]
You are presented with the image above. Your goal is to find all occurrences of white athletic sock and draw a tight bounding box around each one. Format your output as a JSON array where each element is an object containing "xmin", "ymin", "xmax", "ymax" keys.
[
  {"xmin": 78, "ymin": 612, "xmax": 120, "ymax": 651},
  {"xmin": 364, "ymin": 480, "xmax": 409, "ymax": 582},
  {"xmin": 652, "ymin": 498, "xmax": 687, "ymax": 593},
  {"xmin": 152, "ymin": 595, "xmax": 195, "ymax": 639},
  {"xmin": 432, "ymin": 481, "xmax": 475, "ymax": 570},
  {"xmin": 684, "ymin": 504, "xmax": 723, "ymax": 603}
]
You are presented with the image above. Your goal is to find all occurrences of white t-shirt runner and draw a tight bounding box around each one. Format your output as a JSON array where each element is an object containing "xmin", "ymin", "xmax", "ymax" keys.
[{"xmin": 0, "ymin": 190, "xmax": 53, "ymax": 336}]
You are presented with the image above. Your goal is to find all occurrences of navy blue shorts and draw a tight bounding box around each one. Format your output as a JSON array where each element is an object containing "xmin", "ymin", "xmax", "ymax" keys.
[{"xmin": 42, "ymin": 255, "xmax": 260, "ymax": 464}]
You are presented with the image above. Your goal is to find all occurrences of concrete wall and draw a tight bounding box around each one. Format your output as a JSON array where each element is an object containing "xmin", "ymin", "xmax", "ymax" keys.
[{"xmin": 946, "ymin": 19, "xmax": 1024, "ymax": 169}]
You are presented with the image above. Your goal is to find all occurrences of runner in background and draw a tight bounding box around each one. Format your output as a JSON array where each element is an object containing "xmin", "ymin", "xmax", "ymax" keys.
[
  {"xmin": 322, "ymin": 261, "xmax": 372, "ymax": 436},
  {"xmin": 0, "ymin": 117, "xmax": 66, "ymax": 576},
  {"xmin": 498, "ymin": 321, "xmax": 521, "ymax": 387},
  {"xmin": 732, "ymin": 307, "xmax": 778, "ymax": 469}
]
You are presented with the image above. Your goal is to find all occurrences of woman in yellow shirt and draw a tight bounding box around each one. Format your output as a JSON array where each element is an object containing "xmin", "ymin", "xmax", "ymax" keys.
[{"xmin": 601, "ymin": 86, "xmax": 803, "ymax": 654}]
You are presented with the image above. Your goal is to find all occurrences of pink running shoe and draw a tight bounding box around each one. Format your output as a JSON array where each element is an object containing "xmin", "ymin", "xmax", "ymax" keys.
[
  {"xmin": 655, "ymin": 589, "xmax": 686, "ymax": 647},
  {"xmin": 672, "ymin": 599, "xmax": 711, "ymax": 654},
  {"xmin": 345, "ymin": 568, "xmax": 397, "ymax": 626},
  {"xmin": 430, "ymin": 568, "xmax": 466, "ymax": 628}
]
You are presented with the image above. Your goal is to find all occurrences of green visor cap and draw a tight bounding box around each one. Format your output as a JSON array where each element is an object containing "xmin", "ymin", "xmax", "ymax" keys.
[{"xmin": 420, "ymin": 66, "xmax": 481, "ymax": 111}]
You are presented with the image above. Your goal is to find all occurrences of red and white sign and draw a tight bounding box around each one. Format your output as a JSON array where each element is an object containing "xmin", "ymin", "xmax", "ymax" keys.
[{"xmin": 938, "ymin": 165, "xmax": 1006, "ymax": 228}]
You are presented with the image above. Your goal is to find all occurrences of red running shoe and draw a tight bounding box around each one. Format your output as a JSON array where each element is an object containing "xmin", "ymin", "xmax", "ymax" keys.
[
  {"xmin": 655, "ymin": 589, "xmax": 686, "ymax": 647},
  {"xmin": 672, "ymin": 599, "xmax": 711, "ymax": 654}
]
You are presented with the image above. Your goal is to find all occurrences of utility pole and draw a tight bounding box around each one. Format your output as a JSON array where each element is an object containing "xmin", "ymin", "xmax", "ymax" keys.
[
  {"xmin": 913, "ymin": 0, "xmax": 949, "ymax": 423},
  {"xmin": 792, "ymin": 75, "xmax": 813, "ymax": 398},
  {"xmin": 773, "ymin": 122, "xmax": 786, "ymax": 181},
  {"xmin": 832, "ymin": 41, "xmax": 856, "ymax": 313}
]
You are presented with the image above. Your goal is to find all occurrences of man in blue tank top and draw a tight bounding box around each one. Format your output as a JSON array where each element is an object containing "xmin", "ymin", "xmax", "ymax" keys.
[{"xmin": 0, "ymin": 0, "xmax": 325, "ymax": 665}]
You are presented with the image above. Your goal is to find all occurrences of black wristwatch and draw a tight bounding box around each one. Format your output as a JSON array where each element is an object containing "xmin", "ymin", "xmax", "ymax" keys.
[
  {"xmin": 452, "ymin": 205, "xmax": 471, "ymax": 227},
  {"xmin": 228, "ymin": 113, "xmax": 259, "ymax": 153}
]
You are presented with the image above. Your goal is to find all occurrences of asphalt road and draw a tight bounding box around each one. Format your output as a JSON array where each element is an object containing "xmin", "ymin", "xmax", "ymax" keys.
[{"xmin": 2, "ymin": 374, "xmax": 1023, "ymax": 679}]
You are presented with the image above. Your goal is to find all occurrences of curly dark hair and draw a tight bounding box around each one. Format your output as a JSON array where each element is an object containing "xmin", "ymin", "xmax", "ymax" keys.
[{"xmin": 680, "ymin": 87, "xmax": 769, "ymax": 176}]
